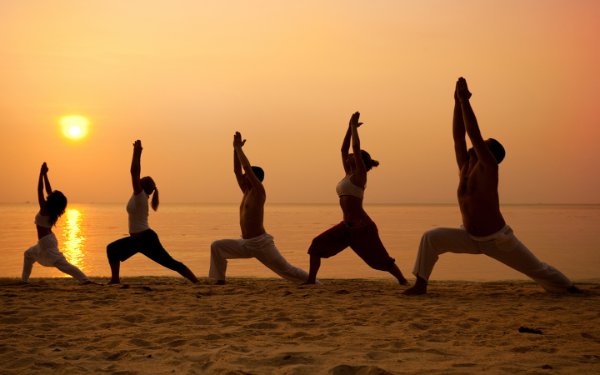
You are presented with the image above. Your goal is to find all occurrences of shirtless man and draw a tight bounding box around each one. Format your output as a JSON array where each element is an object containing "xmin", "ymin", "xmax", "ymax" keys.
[
  {"xmin": 208, "ymin": 132, "xmax": 310, "ymax": 284},
  {"xmin": 403, "ymin": 77, "xmax": 578, "ymax": 295}
]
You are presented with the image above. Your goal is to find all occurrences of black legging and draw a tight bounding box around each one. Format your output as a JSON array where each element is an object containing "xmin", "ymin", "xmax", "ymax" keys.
[{"xmin": 106, "ymin": 229, "xmax": 187, "ymax": 273}]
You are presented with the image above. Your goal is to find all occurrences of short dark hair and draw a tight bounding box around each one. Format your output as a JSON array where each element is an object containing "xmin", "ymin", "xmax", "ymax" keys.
[
  {"xmin": 251, "ymin": 166, "xmax": 264, "ymax": 182},
  {"xmin": 486, "ymin": 138, "xmax": 506, "ymax": 164}
]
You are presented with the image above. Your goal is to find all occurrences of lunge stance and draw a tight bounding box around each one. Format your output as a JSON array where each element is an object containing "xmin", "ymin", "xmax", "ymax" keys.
[
  {"xmin": 22, "ymin": 163, "xmax": 92, "ymax": 283},
  {"xmin": 404, "ymin": 78, "xmax": 578, "ymax": 295},
  {"xmin": 106, "ymin": 140, "xmax": 198, "ymax": 284},
  {"xmin": 209, "ymin": 132, "xmax": 309, "ymax": 284},
  {"xmin": 304, "ymin": 112, "xmax": 408, "ymax": 285}
]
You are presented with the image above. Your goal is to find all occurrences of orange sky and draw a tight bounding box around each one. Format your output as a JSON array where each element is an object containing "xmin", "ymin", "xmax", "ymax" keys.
[{"xmin": 1, "ymin": 1, "xmax": 599, "ymax": 204}]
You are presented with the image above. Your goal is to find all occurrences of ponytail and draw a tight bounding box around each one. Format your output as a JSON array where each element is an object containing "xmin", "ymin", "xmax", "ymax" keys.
[
  {"xmin": 140, "ymin": 176, "xmax": 159, "ymax": 211},
  {"xmin": 151, "ymin": 188, "xmax": 159, "ymax": 211},
  {"xmin": 360, "ymin": 150, "xmax": 380, "ymax": 172}
]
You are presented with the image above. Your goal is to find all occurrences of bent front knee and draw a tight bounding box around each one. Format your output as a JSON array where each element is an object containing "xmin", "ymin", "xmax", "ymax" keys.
[
  {"xmin": 106, "ymin": 244, "xmax": 121, "ymax": 264},
  {"xmin": 421, "ymin": 227, "xmax": 447, "ymax": 241},
  {"xmin": 308, "ymin": 238, "xmax": 326, "ymax": 256}
]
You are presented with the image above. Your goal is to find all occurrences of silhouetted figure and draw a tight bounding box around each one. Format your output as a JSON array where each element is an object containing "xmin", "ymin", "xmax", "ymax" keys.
[
  {"xmin": 106, "ymin": 140, "xmax": 198, "ymax": 284},
  {"xmin": 404, "ymin": 78, "xmax": 578, "ymax": 295},
  {"xmin": 22, "ymin": 162, "xmax": 92, "ymax": 283},
  {"xmin": 209, "ymin": 132, "xmax": 309, "ymax": 284},
  {"xmin": 304, "ymin": 112, "xmax": 408, "ymax": 285}
]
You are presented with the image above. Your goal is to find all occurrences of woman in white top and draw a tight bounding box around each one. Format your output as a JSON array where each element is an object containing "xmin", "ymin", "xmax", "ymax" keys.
[
  {"xmin": 22, "ymin": 163, "xmax": 91, "ymax": 283},
  {"xmin": 106, "ymin": 140, "xmax": 198, "ymax": 284},
  {"xmin": 304, "ymin": 112, "xmax": 408, "ymax": 285}
]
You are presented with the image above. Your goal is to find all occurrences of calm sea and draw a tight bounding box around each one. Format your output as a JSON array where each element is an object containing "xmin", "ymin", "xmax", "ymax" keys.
[{"xmin": 0, "ymin": 203, "xmax": 598, "ymax": 281}]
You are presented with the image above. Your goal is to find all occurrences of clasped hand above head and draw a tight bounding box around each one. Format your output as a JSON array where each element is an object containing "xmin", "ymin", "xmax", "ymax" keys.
[{"xmin": 233, "ymin": 131, "xmax": 246, "ymax": 148}]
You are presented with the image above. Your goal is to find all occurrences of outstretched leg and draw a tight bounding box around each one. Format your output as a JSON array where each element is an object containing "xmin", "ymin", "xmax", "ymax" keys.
[
  {"xmin": 482, "ymin": 227, "xmax": 574, "ymax": 293},
  {"xmin": 176, "ymin": 265, "xmax": 199, "ymax": 284},
  {"xmin": 388, "ymin": 264, "xmax": 409, "ymax": 286},
  {"xmin": 254, "ymin": 237, "xmax": 309, "ymax": 283},
  {"xmin": 347, "ymin": 221, "xmax": 408, "ymax": 285},
  {"xmin": 141, "ymin": 232, "xmax": 199, "ymax": 283},
  {"xmin": 54, "ymin": 258, "xmax": 91, "ymax": 283}
]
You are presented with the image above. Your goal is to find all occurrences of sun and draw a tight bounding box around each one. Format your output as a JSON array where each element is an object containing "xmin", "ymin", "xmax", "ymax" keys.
[{"xmin": 60, "ymin": 115, "xmax": 90, "ymax": 141}]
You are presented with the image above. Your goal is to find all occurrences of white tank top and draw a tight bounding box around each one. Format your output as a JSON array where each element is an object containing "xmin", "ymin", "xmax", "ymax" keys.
[
  {"xmin": 336, "ymin": 176, "xmax": 365, "ymax": 199},
  {"xmin": 127, "ymin": 192, "xmax": 150, "ymax": 233}
]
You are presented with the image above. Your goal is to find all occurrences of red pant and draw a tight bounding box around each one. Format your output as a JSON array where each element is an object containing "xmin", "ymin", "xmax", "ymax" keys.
[{"xmin": 308, "ymin": 220, "xmax": 395, "ymax": 271}]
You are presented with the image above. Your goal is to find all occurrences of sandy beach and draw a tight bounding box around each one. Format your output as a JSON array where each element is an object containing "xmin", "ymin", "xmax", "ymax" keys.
[{"xmin": 1, "ymin": 277, "xmax": 599, "ymax": 374}]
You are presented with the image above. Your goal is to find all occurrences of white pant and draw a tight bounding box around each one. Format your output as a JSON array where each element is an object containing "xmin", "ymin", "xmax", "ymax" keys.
[
  {"xmin": 22, "ymin": 234, "xmax": 90, "ymax": 283},
  {"xmin": 412, "ymin": 225, "xmax": 573, "ymax": 293},
  {"xmin": 209, "ymin": 233, "xmax": 309, "ymax": 283}
]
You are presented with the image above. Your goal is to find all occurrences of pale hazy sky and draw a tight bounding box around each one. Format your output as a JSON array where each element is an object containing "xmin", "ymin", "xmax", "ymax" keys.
[{"xmin": 1, "ymin": 1, "xmax": 599, "ymax": 204}]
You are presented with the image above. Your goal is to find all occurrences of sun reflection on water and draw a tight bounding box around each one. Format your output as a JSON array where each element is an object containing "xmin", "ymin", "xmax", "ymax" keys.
[{"xmin": 62, "ymin": 208, "xmax": 86, "ymax": 275}]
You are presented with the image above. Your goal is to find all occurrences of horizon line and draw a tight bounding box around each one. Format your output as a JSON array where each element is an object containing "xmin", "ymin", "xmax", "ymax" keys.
[{"xmin": 2, "ymin": 201, "xmax": 600, "ymax": 206}]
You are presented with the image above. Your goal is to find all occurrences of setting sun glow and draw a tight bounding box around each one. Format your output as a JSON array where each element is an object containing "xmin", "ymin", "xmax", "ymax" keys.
[{"xmin": 60, "ymin": 115, "xmax": 89, "ymax": 141}]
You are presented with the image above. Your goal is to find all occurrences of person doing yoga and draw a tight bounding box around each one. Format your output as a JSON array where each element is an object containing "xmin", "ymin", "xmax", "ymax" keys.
[
  {"xmin": 403, "ymin": 77, "xmax": 579, "ymax": 295},
  {"xmin": 209, "ymin": 132, "xmax": 310, "ymax": 284},
  {"xmin": 106, "ymin": 140, "xmax": 198, "ymax": 284},
  {"xmin": 22, "ymin": 162, "xmax": 92, "ymax": 283},
  {"xmin": 304, "ymin": 112, "xmax": 408, "ymax": 285}
]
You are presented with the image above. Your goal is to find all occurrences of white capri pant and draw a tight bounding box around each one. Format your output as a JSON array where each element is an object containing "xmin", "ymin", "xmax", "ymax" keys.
[
  {"xmin": 22, "ymin": 233, "xmax": 90, "ymax": 283},
  {"xmin": 209, "ymin": 233, "xmax": 308, "ymax": 283},
  {"xmin": 412, "ymin": 225, "xmax": 573, "ymax": 293}
]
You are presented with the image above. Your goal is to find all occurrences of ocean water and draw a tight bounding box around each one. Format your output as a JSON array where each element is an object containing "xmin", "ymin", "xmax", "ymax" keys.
[{"xmin": 0, "ymin": 203, "xmax": 598, "ymax": 281}]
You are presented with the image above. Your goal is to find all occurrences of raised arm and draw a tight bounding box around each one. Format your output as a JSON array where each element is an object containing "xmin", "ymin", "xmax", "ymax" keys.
[
  {"xmin": 341, "ymin": 121, "xmax": 352, "ymax": 173},
  {"xmin": 37, "ymin": 163, "xmax": 49, "ymax": 210},
  {"xmin": 456, "ymin": 77, "xmax": 497, "ymax": 166},
  {"xmin": 233, "ymin": 134, "xmax": 246, "ymax": 192},
  {"xmin": 130, "ymin": 140, "xmax": 143, "ymax": 194},
  {"xmin": 349, "ymin": 112, "xmax": 367, "ymax": 187},
  {"xmin": 453, "ymin": 81, "xmax": 469, "ymax": 169},
  {"xmin": 233, "ymin": 132, "xmax": 264, "ymax": 192},
  {"xmin": 341, "ymin": 112, "xmax": 364, "ymax": 173}
]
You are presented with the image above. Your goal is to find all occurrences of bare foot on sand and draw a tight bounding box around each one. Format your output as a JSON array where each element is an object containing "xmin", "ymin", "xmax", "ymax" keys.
[{"xmin": 403, "ymin": 277, "xmax": 427, "ymax": 295}]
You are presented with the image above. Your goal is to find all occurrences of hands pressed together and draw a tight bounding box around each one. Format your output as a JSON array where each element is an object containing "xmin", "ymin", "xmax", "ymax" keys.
[
  {"xmin": 455, "ymin": 77, "xmax": 472, "ymax": 101},
  {"xmin": 233, "ymin": 131, "xmax": 246, "ymax": 149},
  {"xmin": 133, "ymin": 140, "xmax": 143, "ymax": 152},
  {"xmin": 349, "ymin": 111, "xmax": 364, "ymax": 128}
]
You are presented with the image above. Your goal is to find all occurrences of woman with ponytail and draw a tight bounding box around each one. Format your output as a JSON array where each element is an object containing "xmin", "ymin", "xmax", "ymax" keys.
[
  {"xmin": 106, "ymin": 140, "xmax": 198, "ymax": 284},
  {"xmin": 304, "ymin": 112, "xmax": 408, "ymax": 285},
  {"xmin": 22, "ymin": 162, "xmax": 92, "ymax": 283}
]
